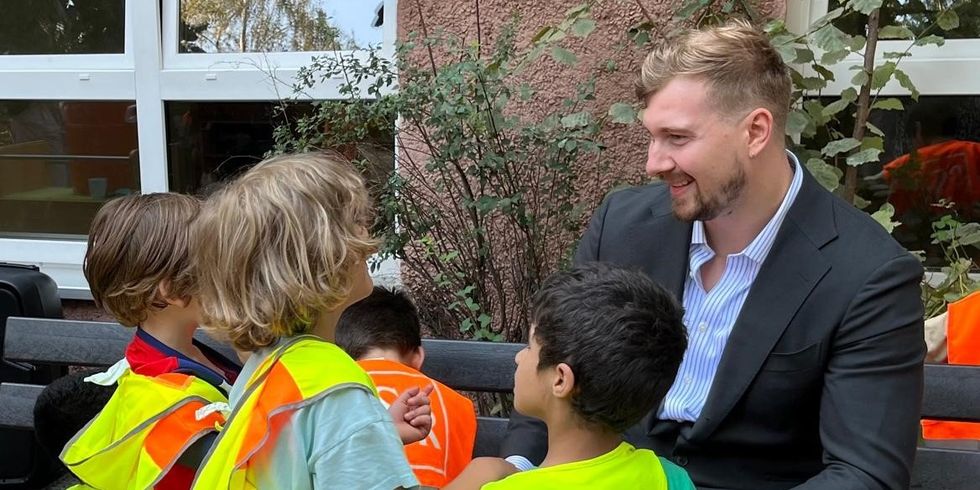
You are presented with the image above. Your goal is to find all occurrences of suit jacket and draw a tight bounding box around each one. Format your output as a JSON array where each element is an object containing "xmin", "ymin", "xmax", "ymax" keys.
[{"xmin": 501, "ymin": 170, "xmax": 926, "ymax": 490}]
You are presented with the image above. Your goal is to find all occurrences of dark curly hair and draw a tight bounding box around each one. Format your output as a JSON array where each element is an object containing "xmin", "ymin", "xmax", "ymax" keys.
[{"xmin": 532, "ymin": 262, "xmax": 687, "ymax": 433}]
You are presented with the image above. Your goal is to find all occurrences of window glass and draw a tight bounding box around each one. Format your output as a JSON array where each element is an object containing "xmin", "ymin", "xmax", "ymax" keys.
[
  {"xmin": 830, "ymin": 0, "xmax": 980, "ymax": 40},
  {"xmin": 0, "ymin": 101, "xmax": 139, "ymax": 238},
  {"xmin": 0, "ymin": 1, "xmax": 125, "ymax": 55},
  {"xmin": 178, "ymin": 1, "xmax": 384, "ymax": 53},
  {"xmin": 165, "ymin": 101, "xmax": 393, "ymax": 197}
]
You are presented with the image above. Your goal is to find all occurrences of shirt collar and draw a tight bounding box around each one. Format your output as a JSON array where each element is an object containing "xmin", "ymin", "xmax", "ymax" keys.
[{"xmin": 690, "ymin": 150, "xmax": 804, "ymax": 264}]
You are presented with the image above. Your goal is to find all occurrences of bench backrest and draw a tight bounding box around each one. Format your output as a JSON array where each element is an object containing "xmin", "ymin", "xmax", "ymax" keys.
[{"xmin": 5, "ymin": 316, "xmax": 980, "ymax": 488}]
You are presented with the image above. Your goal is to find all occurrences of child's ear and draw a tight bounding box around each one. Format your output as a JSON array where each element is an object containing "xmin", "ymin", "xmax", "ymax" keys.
[
  {"xmin": 408, "ymin": 346, "xmax": 425, "ymax": 371},
  {"xmin": 552, "ymin": 362, "xmax": 576, "ymax": 399},
  {"xmin": 156, "ymin": 281, "xmax": 190, "ymax": 308}
]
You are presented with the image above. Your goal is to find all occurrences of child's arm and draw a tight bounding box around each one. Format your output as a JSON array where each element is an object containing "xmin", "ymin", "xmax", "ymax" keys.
[
  {"xmin": 443, "ymin": 457, "xmax": 519, "ymax": 490},
  {"xmin": 388, "ymin": 384, "xmax": 434, "ymax": 444}
]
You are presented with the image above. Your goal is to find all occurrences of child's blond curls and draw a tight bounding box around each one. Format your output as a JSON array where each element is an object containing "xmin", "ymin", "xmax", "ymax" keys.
[{"xmin": 192, "ymin": 153, "xmax": 378, "ymax": 351}]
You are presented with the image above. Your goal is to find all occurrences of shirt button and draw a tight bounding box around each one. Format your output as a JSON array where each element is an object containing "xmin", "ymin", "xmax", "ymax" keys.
[
  {"xmin": 684, "ymin": 375, "xmax": 693, "ymax": 384},
  {"xmin": 675, "ymin": 455, "xmax": 689, "ymax": 466},
  {"xmin": 698, "ymin": 322, "xmax": 707, "ymax": 332}
]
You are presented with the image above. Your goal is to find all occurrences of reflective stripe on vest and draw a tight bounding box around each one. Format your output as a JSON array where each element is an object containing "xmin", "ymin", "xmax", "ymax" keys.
[
  {"xmin": 358, "ymin": 358, "xmax": 476, "ymax": 487},
  {"xmin": 922, "ymin": 291, "xmax": 980, "ymax": 440},
  {"xmin": 61, "ymin": 371, "xmax": 227, "ymax": 489},
  {"xmin": 192, "ymin": 336, "xmax": 376, "ymax": 489}
]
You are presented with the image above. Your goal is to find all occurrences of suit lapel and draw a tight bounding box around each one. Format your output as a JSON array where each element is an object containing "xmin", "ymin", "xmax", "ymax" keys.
[{"xmin": 687, "ymin": 172, "xmax": 838, "ymax": 441}]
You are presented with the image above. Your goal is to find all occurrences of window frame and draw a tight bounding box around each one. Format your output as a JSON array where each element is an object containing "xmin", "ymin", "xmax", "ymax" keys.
[{"xmin": 0, "ymin": 0, "xmax": 400, "ymax": 299}]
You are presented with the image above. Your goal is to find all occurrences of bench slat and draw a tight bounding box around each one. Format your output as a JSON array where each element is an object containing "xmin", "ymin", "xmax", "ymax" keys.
[
  {"xmin": 912, "ymin": 447, "xmax": 980, "ymax": 490},
  {"xmin": 420, "ymin": 339, "xmax": 521, "ymax": 393},
  {"xmin": 3, "ymin": 317, "xmax": 236, "ymax": 367},
  {"xmin": 0, "ymin": 383, "xmax": 43, "ymax": 430},
  {"xmin": 922, "ymin": 364, "xmax": 980, "ymax": 422}
]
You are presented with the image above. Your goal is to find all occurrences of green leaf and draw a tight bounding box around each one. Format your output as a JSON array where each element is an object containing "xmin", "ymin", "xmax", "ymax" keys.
[
  {"xmin": 871, "ymin": 203, "xmax": 900, "ymax": 233},
  {"xmin": 570, "ymin": 18, "xmax": 597, "ymax": 38},
  {"xmin": 840, "ymin": 87, "xmax": 858, "ymax": 103},
  {"xmin": 848, "ymin": 0, "xmax": 882, "ymax": 15},
  {"xmin": 862, "ymin": 136, "xmax": 884, "ymax": 151},
  {"xmin": 915, "ymin": 34, "xmax": 945, "ymax": 47},
  {"xmin": 560, "ymin": 111, "xmax": 590, "ymax": 128},
  {"xmin": 893, "ymin": 69, "xmax": 919, "ymax": 100},
  {"xmin": 794, "ymin": 47, "xmax": 815, "ymax": 63},
  {"xmin": 879, "ymin": 25, "xmax": 914, "ymax": 39},
  {"xmin": 776, "ymin": 44, "xmax": 797, "ymax": 64},
  {"xmin": 866, "ymin": 121, "xmax": 885, "ymax": 137},
  {"xmin": 519, "ymin": 83, "xmax": 534, "ymax": 101},
  {"xmin": 763, "ymin": 19, "xmax": 785, "ymax": 34},
  {"xmin": 812, "ymin": 7, "xmax": 845, "ymax": 28},
  {"xmin": 812, "ymin": 24, "xmax": 849, "ymax": 52},
  {"xmin": 822, "ymin": 98, "xmax": 851, "ymax": 117},
  {"xmin": 853, "ymin": 195, "xmax": 871, "ymax": 209},
  {"xmin": 532, "ymin": 27, "xmax": 556, "ymax": 43},
  {"xmin": 822, "ymin": 137, "xmax": 861, "ymax": 156},
  {"xmin": 848, "ymin": 35, "xmax": 867, "ymax": 52},
  {"xmin": 871, "ymin": 61, "xmax": 897, "ymax": 90},
  {"xmin": 608, "ymin": 103, "xmax": 637, "ymax": 124},
  {"xmin": 938, "ymin": 9, "xmax": 960, "ymax": 31},
  {"xmin": 882, "ymin": 51, "xmax": 910, "ymax": 59},
  {"xmin": 786, "ymin": 110, "xmax": 810, "ymax": 141},
  {"xmin": 820, "ymin": 48, "xmax": 849, "ymax": 65},
  {"xmin": 846, "ymin": 147, "xmax": 882, "ymax": 166},
  {"xmin": 550, "ymin": 46, "xmax": 578, "ymax": 66},
  {"xmin": 675, "ymin": 0, "xmax": 713, "ymax": 20},
  {"xmin": 812, "ymin": 64, "xmax": 836, "ymax": 81},
  {"xmin": 871, "ymin": 98, "xmax": 904, "ymax": 110},
  {"xmin": 851, "ymin": 70, "xmax": 870, "ymax": 86},
  {"xmin": 805, "ymin": 158, "xmax": 842, "ymax": 191},
  {"xmin": 800, "ymin": 76, "xmax": 827, "ymax": 90}
]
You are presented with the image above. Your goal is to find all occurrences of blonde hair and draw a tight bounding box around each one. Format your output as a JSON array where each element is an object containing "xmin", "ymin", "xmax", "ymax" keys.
[
  {"xmin": 84, "ymin": 193, "xmax": 200, "ymax": 327},
  {"xmin": 636, "ymin": 20, "xmax": 791, "ymax": 128},
  {"xmin": 192, "ymin": 153, "xmax": 378, "ymax": 352}
]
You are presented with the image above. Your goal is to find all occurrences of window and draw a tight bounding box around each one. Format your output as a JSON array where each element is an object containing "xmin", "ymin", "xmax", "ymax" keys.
[
  {"xmin": 0, "ymin": 100, "xmax": 139, "ymax": 238},
  {"xmin": 787, "ymin": 0, "xmax": 980, "ymax": 266},
  {"xmin": 0, "ymin": 0, "xmax": 398, "ymax": 298}
]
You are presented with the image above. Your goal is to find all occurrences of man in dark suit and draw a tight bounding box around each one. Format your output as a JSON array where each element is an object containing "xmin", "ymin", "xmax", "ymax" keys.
[{"xmin": 500, "ymin": 21, "xmax": 925, "ymax": 490}]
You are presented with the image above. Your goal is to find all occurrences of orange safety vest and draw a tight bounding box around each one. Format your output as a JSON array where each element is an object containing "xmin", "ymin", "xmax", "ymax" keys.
[
  {"xmin": 358, "ymin": 358, "xmax": 477, "ymax": 487},
  {"xmin": 61, "ymin": 370, "xmax": 227, "ymax": 489},
  {"xmin": 922, "ymin": 291, "xmax": 980, "ymax": 440},
  {"xmin": 192, "ymin": 336, "xmax": 376, "ymax": 489}
]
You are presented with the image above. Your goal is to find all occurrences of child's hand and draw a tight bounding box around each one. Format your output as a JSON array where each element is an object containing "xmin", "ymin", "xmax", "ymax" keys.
[{"xmin": 388, "ymin": 384, "xmax": 434, "ymax": 445}]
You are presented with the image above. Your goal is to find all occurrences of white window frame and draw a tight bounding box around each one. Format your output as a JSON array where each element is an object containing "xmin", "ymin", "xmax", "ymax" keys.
[
  {"xmin": 786, "ymin": 0, "xmax": 980, "ymax": 94},
  {"xmin": 0, "ymin": 0, "xmax": 400, "ymax": 299}
]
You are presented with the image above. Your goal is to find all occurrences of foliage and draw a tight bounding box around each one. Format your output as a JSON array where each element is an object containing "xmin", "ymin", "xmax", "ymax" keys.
[{"xmin": 271, "ymin": 4, "xmax": 609, "ymax": 345}]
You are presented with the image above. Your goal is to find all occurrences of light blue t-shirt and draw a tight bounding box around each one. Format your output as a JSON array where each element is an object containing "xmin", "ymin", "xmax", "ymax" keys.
[{"xmin": 228, "ymin": 339, "xmax": 419, "ymax": 490}]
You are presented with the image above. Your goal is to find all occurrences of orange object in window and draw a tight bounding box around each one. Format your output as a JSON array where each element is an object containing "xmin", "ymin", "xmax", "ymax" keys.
[{"xmin": 883, "ymin": 140, "xmax": 980, "ymax": 220}]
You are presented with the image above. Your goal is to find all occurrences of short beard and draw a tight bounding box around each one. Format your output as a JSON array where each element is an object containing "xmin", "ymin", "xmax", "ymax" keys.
[{"xmin": 672, "ymin": 163, "xmax": 746, "ymax": 222}]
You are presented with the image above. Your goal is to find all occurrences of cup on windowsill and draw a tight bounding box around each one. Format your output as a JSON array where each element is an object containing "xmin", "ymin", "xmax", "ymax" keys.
[{"xmin": 88, "ymin": 177, "xmax": 108, "ymax": 200}]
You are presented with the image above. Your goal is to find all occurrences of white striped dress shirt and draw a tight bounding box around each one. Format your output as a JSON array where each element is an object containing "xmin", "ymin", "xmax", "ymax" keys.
[{"xmin": 658, "ymin": 152, "xmax": 804, "ymax": 422}]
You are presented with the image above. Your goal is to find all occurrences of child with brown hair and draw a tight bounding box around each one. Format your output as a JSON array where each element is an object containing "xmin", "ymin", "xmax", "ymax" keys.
[
  {"xmin": 61, "ymin": 193, "xmax": 241, "ymax": 489},
  {"xmin": 190, "ymin": 153, "xmax": 428, "ymax": 489}
]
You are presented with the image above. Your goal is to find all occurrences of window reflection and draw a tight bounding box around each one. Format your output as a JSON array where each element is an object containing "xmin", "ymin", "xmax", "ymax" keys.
[
  {"xmin": 0, "ymin": 101, "xmax": 139, "ymax": 238},
  {"xmin": 830, "ymin": 0, "xmax": 980, "ymax": 40},
  {"xmin": 179, "ymin": 1, "xmax": 383, "ymax": 53},
  {"xmin": 0, "ymin": 0, "xmax": 125, "ymax": 55}
]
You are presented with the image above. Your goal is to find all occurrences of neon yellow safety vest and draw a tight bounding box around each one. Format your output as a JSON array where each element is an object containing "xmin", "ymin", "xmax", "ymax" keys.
[
  {"xmin": 61, "ymin": 370, "xmax": 228, "ymax": 489},
  {"xmin": 191, "ymin": 336, "xmax": 376, "ymax": 490}
]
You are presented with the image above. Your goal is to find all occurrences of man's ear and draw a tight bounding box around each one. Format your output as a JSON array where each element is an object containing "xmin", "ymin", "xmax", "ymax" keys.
[
  {"xmin": 408, "ymin": 345, "xmax": 425, "ymax": 371},
  {"xmin": 744, "ymin": 108, "xmax": 775, "ymax": 159},
  {"xmin": 552, "ymin": 362, "xmax": 576, "ymax": 399}
]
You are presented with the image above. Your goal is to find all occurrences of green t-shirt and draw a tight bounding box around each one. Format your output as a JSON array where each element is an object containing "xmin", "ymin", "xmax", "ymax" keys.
[{"xmin": 482, "ymin": 442, "xmax": 695, "ymax": 490}]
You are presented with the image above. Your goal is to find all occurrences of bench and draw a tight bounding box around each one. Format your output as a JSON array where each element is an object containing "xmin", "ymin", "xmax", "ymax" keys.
[{"xmin": 3, "ymin": 317, "xmax": 980, "ymax": 489}]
